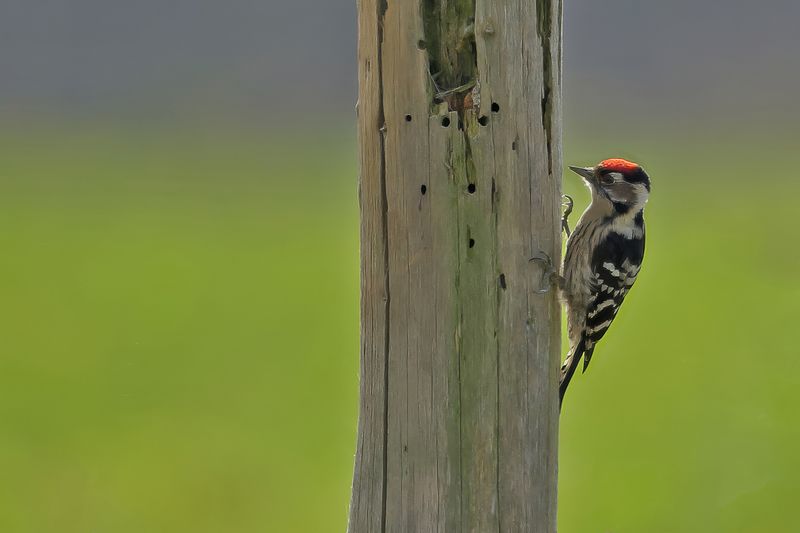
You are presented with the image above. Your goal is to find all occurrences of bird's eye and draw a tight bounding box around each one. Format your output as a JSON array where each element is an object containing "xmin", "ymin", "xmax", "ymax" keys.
[{"xmin": 599, "ymin": 174, "xmax": 615, "ymax": 185}]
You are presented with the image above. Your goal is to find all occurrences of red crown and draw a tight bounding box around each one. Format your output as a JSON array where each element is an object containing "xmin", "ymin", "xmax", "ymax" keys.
[{"xmin": 598, "ymin": 158, "xmax": 641, "ymax": 173}]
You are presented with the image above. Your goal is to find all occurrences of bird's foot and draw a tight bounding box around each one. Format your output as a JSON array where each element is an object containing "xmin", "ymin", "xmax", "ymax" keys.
[{"xmin": 529, "ymin": 251, "xmax": 562, "ymax": 294}]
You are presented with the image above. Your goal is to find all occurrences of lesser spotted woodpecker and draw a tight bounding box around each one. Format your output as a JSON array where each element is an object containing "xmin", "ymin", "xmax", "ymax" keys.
[{"xmin": 559, "ymin": 158, "xmax": 651, "ymax": 405}]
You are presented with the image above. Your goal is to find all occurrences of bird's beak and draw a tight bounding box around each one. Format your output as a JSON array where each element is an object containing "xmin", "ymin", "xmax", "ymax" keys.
[{"xmin": 568, "ymin": 166, "xmax": 595, "ymax": 181}]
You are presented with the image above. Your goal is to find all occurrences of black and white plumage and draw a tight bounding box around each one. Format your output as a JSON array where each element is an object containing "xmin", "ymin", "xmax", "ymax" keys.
[{"xmin": 559, "ymin": 159, "xmax": 651, "ymax": 406}]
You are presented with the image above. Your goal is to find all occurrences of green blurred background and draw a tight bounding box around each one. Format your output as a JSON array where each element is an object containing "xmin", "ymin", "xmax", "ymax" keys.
[{"xmin": 1, "ymin": 1, "xmax": 799, "ymax": 532}]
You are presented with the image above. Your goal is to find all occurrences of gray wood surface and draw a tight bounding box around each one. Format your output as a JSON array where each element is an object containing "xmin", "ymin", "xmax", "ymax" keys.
[{"xmin": 350, "ymin": 1, "xmax": 562, "ymax": 531}]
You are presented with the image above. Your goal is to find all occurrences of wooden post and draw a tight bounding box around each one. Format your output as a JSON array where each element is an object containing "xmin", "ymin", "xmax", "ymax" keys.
[{"xmin": 350, "ymin": 0, "xmax": 562, "ymax": 531}]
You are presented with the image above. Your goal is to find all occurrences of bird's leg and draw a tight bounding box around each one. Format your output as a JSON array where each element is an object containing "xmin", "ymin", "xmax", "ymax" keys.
[
  {"xmin": 561, "ymin": 194, "xmax": 574, "ymax": 237},
  {"xmin": 529, "ymin": 251, "xmax": 564, "ymax": 294}
]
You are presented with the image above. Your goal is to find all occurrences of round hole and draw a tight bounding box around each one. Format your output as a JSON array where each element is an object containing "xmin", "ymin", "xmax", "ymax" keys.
[
  {"xmin": 478, "ymin": 116, "xmax": 489, "ymax": 126},
  {"xmin": 441, "ymin": 117, "xmax": 451, "ymax": 128},
  {"xmin": 405, "ymin": 114, "xmax": 412, "ymax": 122},
  {"xmin": 491, "ymin": 102, "xmax": 500, "ymax": 113},
  {"xmin": 467, "ymin": 183, "xmax": 476, "ymax": 194},
  {"xmin": 469, "ymin": 238, "xmax": 476, "ymax": 248},
  {"xmin": 421, "ymin": 184, "xmax": 427, "ymax": 195},
  {"xmin": 417, "ymin": 40, "xmax": 427, "ymax": 50}
]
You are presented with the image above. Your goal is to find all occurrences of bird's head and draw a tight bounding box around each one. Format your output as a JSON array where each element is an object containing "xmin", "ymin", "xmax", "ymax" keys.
[{"xmin": 569, "ymin": 158, "xmax": 651, "ymax": 214}]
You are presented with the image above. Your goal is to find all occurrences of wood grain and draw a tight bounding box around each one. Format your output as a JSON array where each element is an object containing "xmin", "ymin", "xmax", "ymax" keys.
[{"xmin": 350, "ymin": 1, "xmax": 562, "ymax": 531}]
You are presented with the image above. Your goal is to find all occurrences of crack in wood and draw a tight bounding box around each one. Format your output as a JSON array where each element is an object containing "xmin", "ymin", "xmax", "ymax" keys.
[{"xmin": 537, "ymin": 0, "xmax": 555, "ymax": 175}]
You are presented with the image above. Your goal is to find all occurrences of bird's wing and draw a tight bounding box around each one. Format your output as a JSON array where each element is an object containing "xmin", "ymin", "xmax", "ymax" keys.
[{"xmin": 582, "ymin": 231, "xmax": 645, "ymax": 369}]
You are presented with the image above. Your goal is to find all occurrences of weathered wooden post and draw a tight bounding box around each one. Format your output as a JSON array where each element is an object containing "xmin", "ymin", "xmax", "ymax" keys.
[{"xmin": 350, "ymin": 0, "xmax": 562, "ymax": 530}]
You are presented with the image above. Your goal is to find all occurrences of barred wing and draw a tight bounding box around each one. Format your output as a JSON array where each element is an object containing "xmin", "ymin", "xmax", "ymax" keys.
[{"xmin": 583, "ymin": 230, "xmax": 645, "ymax": 365}]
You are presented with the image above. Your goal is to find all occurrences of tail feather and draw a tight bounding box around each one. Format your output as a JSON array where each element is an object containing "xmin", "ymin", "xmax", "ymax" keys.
[
  {"xmin": 559, "ymin": 338, "xmax": 586, "ymax": 407},
  {"xmin": 582, "ymin": 346, "xmax": 595, "ymax": 373}
]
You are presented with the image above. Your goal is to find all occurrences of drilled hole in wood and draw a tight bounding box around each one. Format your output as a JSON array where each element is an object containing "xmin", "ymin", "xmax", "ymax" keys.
[
  {"xmin": 491, "ymin": 102, "xmax": 500, "ymax": 113},
  {"xmin": 421, "ymin": 184, "xmax": 427, "ymax": 195},
  {"xmin": 469, "ymin": 238, "xmax": 476, "ymax": 248},
  {"xmin": 405, "ymin": 114, "xmax": 412, "ymax": 122},
  {"xmin": 467, "ymin": 183, "xmax": 476, "ymax": 194},
  {"xmin": 512, "ymin": 141, "xmax": 517, "ymax": 151},
  {"xmin": 478, "ymin": 115, "xmax": 489, "ymax": 126},
  {"xmin": 441, "ymin": 117, "xmax": 451, "ymax": 127}
]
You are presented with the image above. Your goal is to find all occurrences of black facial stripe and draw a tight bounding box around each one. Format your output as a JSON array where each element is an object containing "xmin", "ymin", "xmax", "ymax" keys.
[{"xmin": 613, "ymin": 202, "xmax": 630, "ymax": 214}]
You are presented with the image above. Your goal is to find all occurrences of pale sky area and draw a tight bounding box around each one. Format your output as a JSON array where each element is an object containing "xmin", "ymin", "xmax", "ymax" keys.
[{"xmin": 1, "ymin": 0, "xmax": 798, "ymax": 129}]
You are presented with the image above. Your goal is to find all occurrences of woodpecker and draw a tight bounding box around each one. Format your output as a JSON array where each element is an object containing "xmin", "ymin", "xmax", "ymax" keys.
[{"xmin": 558, "ymin": 158, "xmax": 651, "ymax": 405}]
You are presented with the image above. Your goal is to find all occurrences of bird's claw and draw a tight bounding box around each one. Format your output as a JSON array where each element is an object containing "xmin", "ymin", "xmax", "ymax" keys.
[
  {"xmin": 529, "ymin": 251, "xmax": 556, "ymax": 294},
  {"xmin": 561, "ymin": 194, "xmax": 574, "ymax": 237}
]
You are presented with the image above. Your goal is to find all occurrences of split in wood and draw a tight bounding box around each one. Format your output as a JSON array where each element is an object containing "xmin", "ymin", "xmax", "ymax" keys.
[{"xmin": 561, "ymin": 195, "xmax": 574, "ymax": 236}]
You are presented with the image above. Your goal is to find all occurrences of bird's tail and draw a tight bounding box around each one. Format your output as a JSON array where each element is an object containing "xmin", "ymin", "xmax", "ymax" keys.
[{"xmin": 559, "ymin": 337, "xmax": 586, "ymax": 407}]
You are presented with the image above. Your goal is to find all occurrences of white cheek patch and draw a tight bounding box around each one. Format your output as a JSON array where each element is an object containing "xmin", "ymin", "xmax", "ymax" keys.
[
  {"xmin": 608, "ymin": 182, "xmax": 649, "ymax": 210},
  {"xmin": 606, "ymin": 184, "xmax": 632, "ymax": 203},
  {"xmin": 633, "ymin": 183, "xmax": 649, "ymax": 204}
]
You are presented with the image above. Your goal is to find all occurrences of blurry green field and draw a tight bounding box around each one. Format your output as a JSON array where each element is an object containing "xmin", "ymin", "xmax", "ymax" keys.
[
  {"xmin": 0, "ymin": 126, "xmax": 798, "ymax": 532},
  {"xmin": 0, "ymin": 127, "xmax": 360, "ymax": 532}
]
